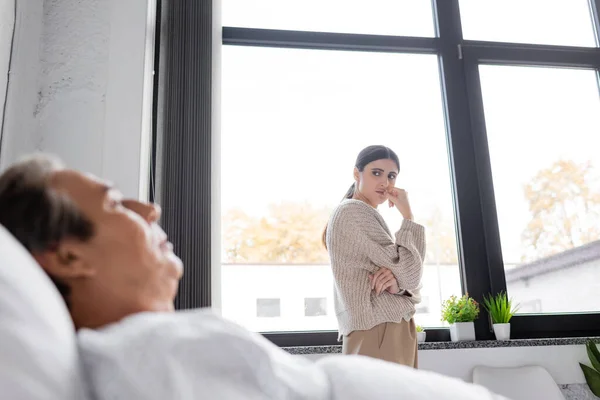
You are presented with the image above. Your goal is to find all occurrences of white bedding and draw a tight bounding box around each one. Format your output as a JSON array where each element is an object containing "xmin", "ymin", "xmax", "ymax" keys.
[{"xmin": 78, "ymin": 309, "xmax": 509, "ymax": 400}]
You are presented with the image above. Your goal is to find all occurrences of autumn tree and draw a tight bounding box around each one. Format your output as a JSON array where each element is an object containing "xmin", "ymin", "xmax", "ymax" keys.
[
  {"xmin": 521, "ymin": 159, "xmax": 600, "ymax": 262},
  {"xmin": 222, "ymin": 202, "xmax": 331, "ymax": 264}
]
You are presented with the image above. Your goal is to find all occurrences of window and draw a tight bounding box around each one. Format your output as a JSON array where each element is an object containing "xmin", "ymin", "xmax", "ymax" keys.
[
  {"xmin": 305, "ymin": 298, "xmax": 327, "ymax": 317},
  {"xmin": 220, "ymin": 46, "xmax": 462, "ymax": 333},
  {"xmin": 157, "ymin": 0, "xmax": 600, "ymax": 346},
  {"xmin": 223, "ymin": 0, "xmax": 435, "ymax": 37},
  {"xmin": 459, "ymin": 0, "xmax": 597, "ymax": 47},
  {"xmin": 257, "ymin": 298, "xmax": 281, "ymax": 318},
  {"xmin": 478, "ymin": 65, "xmax": 600, "ymax": 314},
  {"xmin": 415, "ymin": 296, "xmax": 430, "ymax": 314}
]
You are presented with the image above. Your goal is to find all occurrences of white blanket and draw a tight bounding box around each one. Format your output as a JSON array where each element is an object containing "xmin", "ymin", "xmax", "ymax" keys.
[{"xmin": 78, "ymin": 309, "xmax": 508, "ymax": 400}]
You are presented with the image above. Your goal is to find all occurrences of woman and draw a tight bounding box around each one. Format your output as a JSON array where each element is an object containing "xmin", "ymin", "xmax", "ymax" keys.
[{"xmin": 323, "ymin": 145, "xmax": 425, "ymax": 367}]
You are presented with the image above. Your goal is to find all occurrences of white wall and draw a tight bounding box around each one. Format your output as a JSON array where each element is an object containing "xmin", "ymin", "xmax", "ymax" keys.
[
  {"xmin": 302, "ymin": 345, "xmax": 590, "ymax": 385},
  {"xmin": 0, "ymin": 0, "xmax": 155, "ymax": 199},
  {"xmin": 0, "ymin": 0, "xmax": 44, "ymax": 165},
  {"xmin": 0, "ymin": 0, "xmax": 15, "ymax": 136}
]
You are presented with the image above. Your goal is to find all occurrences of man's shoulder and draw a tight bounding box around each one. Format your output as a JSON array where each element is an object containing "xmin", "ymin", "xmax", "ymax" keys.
[{"xmin": 76, "ymin": 309, "xmax": 328, "ymax": 399}]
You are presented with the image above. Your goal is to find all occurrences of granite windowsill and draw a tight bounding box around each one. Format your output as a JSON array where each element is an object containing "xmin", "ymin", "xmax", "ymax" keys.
[{"xmin": 283, "ymin": 336, "xmax": 600, "ymax": 355}]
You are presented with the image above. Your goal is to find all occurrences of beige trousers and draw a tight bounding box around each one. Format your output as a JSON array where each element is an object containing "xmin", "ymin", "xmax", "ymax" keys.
[{"xmin": 342, "ymin": 319, "xmax": 418, "ymax": 368}]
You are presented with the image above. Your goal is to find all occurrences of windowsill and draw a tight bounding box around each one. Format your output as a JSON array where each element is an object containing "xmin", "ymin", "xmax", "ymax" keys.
[{"xmin": 283, "ymin": 336, "xmax": 600, "ymax": 355}]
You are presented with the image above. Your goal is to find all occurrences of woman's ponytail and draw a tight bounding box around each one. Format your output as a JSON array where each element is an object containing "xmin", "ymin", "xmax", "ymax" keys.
[{"xmin": 342, "ymin": 182, "xmax": 356, "ymax": 201}]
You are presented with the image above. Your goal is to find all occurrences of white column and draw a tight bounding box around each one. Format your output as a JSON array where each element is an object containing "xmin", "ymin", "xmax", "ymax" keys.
[
  {"xmin": 0, "ymin": 0, "xmax": 155, "ymax": 200},
  {"xmin": 0, "ymin": 0, "xmax": 44, "ymax": 171}
]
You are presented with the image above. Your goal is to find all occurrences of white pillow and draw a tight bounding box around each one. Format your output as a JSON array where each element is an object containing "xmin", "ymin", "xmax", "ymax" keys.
[
  {"xmin": 316, "ymin": 356, "xmax": 509, "ymax": 400},
  {"xmin": 0, "ymin": 225, "xmax": 88, "ymax": 400}
]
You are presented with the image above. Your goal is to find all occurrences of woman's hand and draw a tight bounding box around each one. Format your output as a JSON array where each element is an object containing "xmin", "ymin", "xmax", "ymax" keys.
[
  {"xmin": 387, "ymin": 187, "xmax": 413, "ymax": 220},
  {"xmin": 369, "ymin": 268, "xmax": 399, "ymax": 295}
]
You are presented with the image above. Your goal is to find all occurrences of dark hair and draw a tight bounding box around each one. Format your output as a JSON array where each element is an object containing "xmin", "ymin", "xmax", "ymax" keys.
[
  {"xmin": 0, "ymin": 154, "xmax": 95, "ymax": 306},
  {"xmin": 322, "ymin": 145, "xmax": 400, "ymax": 248}
]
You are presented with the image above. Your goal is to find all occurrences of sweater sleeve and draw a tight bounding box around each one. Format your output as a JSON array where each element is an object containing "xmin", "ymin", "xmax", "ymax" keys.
[{"xmin": 331, "ymin": 202, "xmax": 426, "ymax": 291}]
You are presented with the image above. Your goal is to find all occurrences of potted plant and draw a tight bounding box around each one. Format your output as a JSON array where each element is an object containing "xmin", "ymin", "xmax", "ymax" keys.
[
  {"xmin": 441, "ymin": 294, "xmax": 480, "ymax": 342},
  {"xmin": 416, "ymin": 325, "xmax": 426, "ymax": 343},
  {"xmin": 580, "ymin": 340, "xmax": 600, "ymax": 396},
  {"xmin": 482, "ymin": 291, "xmax": 519, "ymax": 341}
]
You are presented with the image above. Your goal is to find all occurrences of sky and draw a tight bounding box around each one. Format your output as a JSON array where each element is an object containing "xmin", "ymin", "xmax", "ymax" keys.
[
  {"xmin": 220, "ymin": 0, "xmax": 600, "ymax": 266},
  {"xmin": 223, "ymin": 0, "xmax": 595, "ymax": 47}
]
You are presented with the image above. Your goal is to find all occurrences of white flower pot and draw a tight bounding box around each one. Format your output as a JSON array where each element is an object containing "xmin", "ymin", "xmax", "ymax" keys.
[
  {"xmin": 417, "ymin": 331, "xmax": 426, "ymax": 343},
  {"xmin": 450, "ymin": 322, "xmax": 476, "ymax": 342},
  {"xmin": 493, "ymin": 323, "xmax": 511, "ymax": 341}
]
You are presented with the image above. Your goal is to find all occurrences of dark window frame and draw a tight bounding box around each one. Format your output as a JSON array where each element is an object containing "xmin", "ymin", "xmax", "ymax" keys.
[
  {"xmin": 460, "ymin": 19, "xmax": 600, "ymax": 340},
  {"xmin": 155, "ymin": 0, "xmax": 600, "ymax": 347}
]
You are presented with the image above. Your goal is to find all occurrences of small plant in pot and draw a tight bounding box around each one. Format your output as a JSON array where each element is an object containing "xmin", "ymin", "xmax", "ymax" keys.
[
  {"xmin": 416, "ymin": 325, "xmax": 426, "ymax": 343},
  {"xmin": 441, "ymin": 294, "xmax": 480, "ymax": 342},
  {"xmin": 482, "ymin": 291, "xmax": 519, "ymax": 341}
]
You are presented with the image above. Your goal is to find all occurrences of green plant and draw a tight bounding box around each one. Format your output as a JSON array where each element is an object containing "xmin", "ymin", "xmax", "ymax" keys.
[
  {"xmin": 441, "ymin": 294, "xmax": 480, "ymax": 324},
  {"xmin": 416, "ymin": 325, "xmax": 424, "ymax": 333},
  {"xmin": 580, "ymin": 340, "xmax": 600, "ymax": 396},
  {"xmin": 482, "ymin": 291, "xmax": 520, "ymax": 324}
]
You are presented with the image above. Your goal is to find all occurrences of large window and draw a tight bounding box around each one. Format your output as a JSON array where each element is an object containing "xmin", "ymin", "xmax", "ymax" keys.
[
  {"xmin": 223, "ymin": 0, "xmax": 435, "ymax": 37},
  {"xmin": 221, "ymin": 46, "xmax": 461, "ymax": 333},
  {"xmin": 478, "ymin": 66, "xmax": 600, "ymax": 314},
  {"xmin": 157, "ymin": 0, "xmax": 600, "ymax": 345},
  {"xmin": 459, "ymin": 0, "xmax": 597, "ymax": 47}
]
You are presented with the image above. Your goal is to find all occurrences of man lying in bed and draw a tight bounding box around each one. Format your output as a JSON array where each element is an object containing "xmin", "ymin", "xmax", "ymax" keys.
[{"xmin": 0, "ymin": 154, "xmax": 508, "ymax": 400}]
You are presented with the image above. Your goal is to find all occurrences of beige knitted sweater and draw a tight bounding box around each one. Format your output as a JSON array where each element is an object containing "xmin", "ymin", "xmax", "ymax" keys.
[{"xmin": 326, "ymin": 199, "xmax": 426, "ymax": 338}]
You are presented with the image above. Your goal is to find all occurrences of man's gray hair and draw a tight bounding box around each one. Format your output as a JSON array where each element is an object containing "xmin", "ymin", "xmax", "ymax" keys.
[{"xmin": 0, "ymin": 154, "xmax": 95, "ymax": 306}]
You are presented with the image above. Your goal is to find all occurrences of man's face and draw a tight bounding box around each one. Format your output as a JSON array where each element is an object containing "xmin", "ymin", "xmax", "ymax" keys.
[{"xmin": 47, "ymin": 169, "xmax": 183, "ymax": 315}]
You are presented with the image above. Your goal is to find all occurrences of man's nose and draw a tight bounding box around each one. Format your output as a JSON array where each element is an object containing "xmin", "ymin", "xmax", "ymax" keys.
[
  {"xmin": 124, "ymin": 200, "xmax": 161, "ymax": 223},
  {"xmin": 146, "ymin": 203, "xmax": 161, "ymax": 223}
]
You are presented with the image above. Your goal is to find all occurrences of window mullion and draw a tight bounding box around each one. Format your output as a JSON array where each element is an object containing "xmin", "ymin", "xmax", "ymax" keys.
[{"xmin": 434, "ymin": 0, "xmax": 497, "ymax": 340}]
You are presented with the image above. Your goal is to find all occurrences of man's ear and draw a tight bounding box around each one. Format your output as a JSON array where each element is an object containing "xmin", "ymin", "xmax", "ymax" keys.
[{"xmin": 33, "ymin": 239, "xmax": 96, "ymax": 280}]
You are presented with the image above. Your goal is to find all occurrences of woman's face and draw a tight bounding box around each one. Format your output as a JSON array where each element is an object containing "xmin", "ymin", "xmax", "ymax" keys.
[{"xmin": 353, "ymin": 158, "xmax": 399, "ymax": 207}]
